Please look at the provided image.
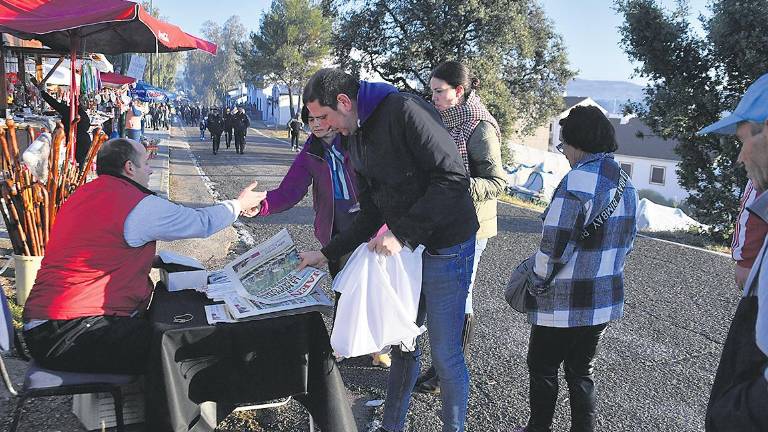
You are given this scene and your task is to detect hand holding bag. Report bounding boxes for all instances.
[505,256,534,313]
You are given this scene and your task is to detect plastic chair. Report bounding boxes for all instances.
[0,287,137,432]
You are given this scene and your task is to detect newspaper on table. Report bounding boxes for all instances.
[224,228,325,304]
[204,229,332,324]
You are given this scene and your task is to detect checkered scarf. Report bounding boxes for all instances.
[439,92,501,171]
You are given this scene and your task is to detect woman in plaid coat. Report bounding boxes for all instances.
[515,106,638,432]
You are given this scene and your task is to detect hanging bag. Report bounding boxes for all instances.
[505,169,629,313]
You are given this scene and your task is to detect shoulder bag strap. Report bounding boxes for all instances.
[580,169,630,240]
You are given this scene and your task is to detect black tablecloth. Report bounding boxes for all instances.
[145,282,356,432]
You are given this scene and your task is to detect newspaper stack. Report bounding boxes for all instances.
[203,229,333,324]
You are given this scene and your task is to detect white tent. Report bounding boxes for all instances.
[636,198,708,232]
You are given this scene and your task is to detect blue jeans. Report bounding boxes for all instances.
[465,237,488,314]
[382,235,476,432]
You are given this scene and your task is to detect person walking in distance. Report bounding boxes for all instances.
[287,114,304,152]
[206,107,225,155]
[224,108,234,149]
[233,107,250,154]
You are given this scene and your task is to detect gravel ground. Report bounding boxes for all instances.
[0,125,737,431]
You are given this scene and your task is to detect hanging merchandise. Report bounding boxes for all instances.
[79,62,99,96]
[330,244,426,359]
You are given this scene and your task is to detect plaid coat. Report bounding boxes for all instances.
[528,153,638,327]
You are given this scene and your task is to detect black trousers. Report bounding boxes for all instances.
[212,132,222,153]
[23,316,153,374]
[526,323,608,432]
[225,128,233,147]
[290,132,300,150]
[234,132,246,153]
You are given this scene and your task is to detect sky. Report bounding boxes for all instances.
[152,0,710,85]
[540,0,709,84]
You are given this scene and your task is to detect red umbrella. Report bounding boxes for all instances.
[0,0,217,55]
[0,0,217,159]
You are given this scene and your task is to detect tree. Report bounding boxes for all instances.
[331,0,574,163]
[615,0,768,240]
[236,0,334,118]
[184,16,246,106]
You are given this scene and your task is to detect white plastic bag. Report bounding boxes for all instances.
[330,244,425,358]
[22,132,52,181]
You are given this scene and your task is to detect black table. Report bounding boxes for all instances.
[144,282,356,432]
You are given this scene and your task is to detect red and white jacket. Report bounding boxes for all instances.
[732,180,768,269]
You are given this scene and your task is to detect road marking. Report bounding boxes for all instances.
[177,128,257,247]
[251,127,291,144]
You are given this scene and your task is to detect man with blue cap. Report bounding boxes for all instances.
[698,73,768,431]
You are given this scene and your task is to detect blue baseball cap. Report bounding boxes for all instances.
[698,73,768,135]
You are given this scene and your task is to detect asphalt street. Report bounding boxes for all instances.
[181,124,738,432]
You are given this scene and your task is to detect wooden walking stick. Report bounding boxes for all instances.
[36,184,50,246]
[0,130,12,172]
[2,182,30,256]
[6,118,20,169]
[47,128,65,217]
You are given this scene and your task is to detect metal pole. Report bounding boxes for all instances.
[149,0,154,86]
[0,36,7,113]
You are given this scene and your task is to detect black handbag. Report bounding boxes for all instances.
[504,169,629,313]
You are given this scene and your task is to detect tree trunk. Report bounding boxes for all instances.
[287,85,295,119]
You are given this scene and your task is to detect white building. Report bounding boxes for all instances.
[508,99,688,205]
[610,117,688,204]
[246,84,299,126]
[513,96,606,152]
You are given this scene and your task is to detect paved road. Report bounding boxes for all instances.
[179,125,737,432]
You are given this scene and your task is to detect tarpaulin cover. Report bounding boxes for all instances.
[100,71,135,86]
[131,80,168,102]
[0,0,217,55]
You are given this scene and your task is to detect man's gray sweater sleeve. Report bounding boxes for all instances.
[124,195,241,247]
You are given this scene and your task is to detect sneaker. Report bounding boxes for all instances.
[415,366,436,387]
[371,352,391,368]
[415,374,440,394]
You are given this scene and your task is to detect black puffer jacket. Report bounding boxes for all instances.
[321,82,478,260]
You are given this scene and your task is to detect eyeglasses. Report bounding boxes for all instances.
[556,142,564,153]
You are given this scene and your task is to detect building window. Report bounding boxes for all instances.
[620,162,633,178]
[650,165,666,185]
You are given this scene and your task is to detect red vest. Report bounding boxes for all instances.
[23,175,156,320]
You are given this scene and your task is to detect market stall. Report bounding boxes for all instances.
[0,0,217,299]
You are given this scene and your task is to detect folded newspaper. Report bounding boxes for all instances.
[202,229,333,324]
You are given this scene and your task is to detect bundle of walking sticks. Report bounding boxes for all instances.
[0,118,107,256]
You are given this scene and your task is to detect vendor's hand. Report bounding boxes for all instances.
[367,229,403,256]
[236,181,266,214]
[241,205,261,217]
[298,251,328,270]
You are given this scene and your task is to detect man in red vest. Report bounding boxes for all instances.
[21,138,265,374]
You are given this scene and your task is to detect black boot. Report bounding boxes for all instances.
[415,313,474,394]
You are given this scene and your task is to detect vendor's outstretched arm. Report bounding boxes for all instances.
[124,180,264,246]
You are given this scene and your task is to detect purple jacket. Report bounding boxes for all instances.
[259,134,358,246]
